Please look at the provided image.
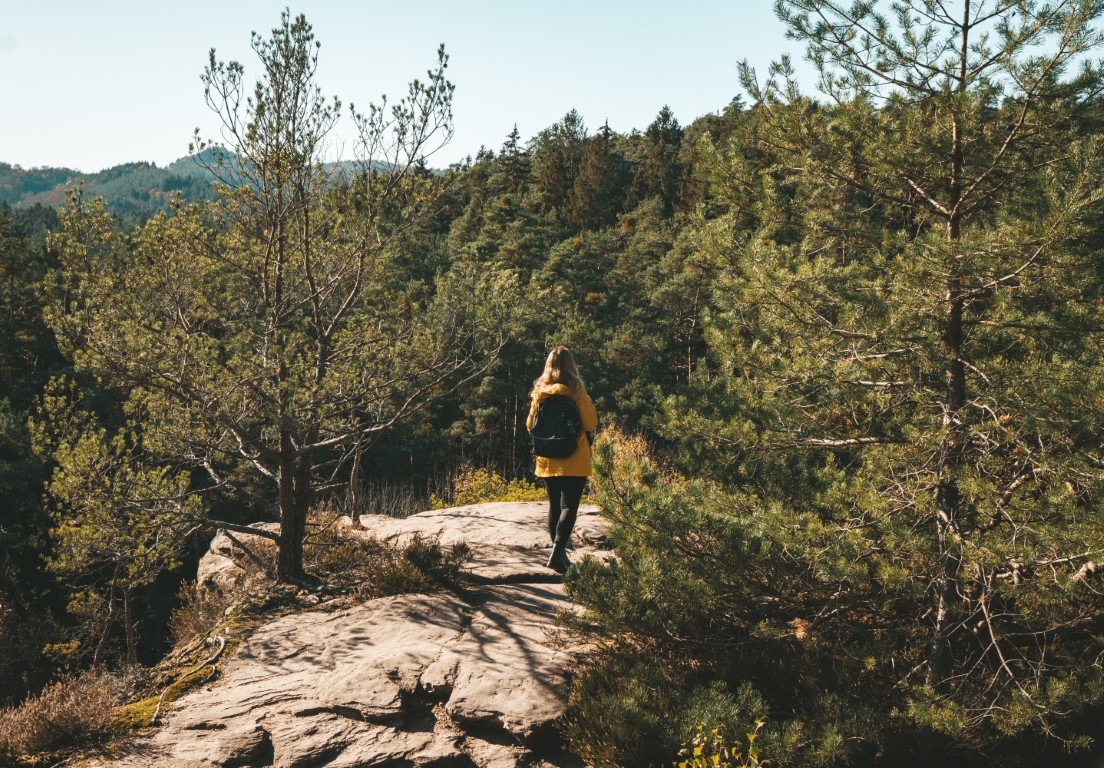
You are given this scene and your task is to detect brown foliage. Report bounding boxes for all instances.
[0,670,121,762]
[304,509,471,599]
[168,582,233,650]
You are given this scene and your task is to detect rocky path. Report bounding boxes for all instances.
[105,502,610,768]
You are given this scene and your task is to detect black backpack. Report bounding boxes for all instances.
[531,394,582,458]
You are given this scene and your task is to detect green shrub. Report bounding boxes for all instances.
[562,430,889,767]
[562,654,675,768]
[563,649,774,768]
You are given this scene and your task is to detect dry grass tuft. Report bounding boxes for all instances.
[346,476,448,518]
[305,508,471,598]
[168,581,233,649]
[0,669,123,762]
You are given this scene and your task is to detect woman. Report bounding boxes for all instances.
[526,346,598,572]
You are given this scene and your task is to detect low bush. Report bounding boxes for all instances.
[562,653,676,767]
[430,466,545,509]
[305,509,471,598]
[676,721,766,768]
[0,669,122,763]
[190,508,472,605]
[168,582,232,649]
[562,650,770,768]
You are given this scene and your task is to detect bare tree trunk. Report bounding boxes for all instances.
[349,443,362,525]
[929,268,967,682]
[927,41,969,678]
[513,391,520,473]
[123,587,139,666]
[93,584,117,666]
[924,4,975,685]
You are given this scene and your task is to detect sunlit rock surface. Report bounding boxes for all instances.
[105,502,609,767]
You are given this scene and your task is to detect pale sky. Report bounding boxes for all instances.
[0,1,812,172]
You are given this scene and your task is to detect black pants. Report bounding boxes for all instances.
[544,476,587,546]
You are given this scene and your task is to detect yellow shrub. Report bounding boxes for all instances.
[430,466,545,509]
[593,425,657,488]
[676,721,766,768]
[590,424,687,513]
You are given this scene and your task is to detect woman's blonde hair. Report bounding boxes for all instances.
[532,346,584,397]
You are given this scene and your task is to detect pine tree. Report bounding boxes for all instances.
[495,124,529,195]
[566,1,1104,763]
[739,0,1104,696]
[531,110,588,220]
[44,13,517,583]
[626,105,686,215]
[33,379,197,665]
[569,121,629,230]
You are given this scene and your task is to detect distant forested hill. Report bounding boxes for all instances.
[0,154,218,224]
[0,153,390,225]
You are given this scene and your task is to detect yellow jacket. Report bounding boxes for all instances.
[526,383,599,477]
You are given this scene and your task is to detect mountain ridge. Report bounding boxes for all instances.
[1,152,402,224]
[0,156,217,222]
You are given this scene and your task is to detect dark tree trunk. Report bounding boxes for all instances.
[276,454,307,582]
[927,120,968,684]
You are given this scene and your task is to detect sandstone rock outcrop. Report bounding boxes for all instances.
[197,522,279,594]
[107,502,609,767]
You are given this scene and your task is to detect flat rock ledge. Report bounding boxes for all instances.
[106,502,610,768]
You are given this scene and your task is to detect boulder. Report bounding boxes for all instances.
[196,523,280,594]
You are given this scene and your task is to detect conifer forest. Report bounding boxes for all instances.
[5,2,1104,766]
